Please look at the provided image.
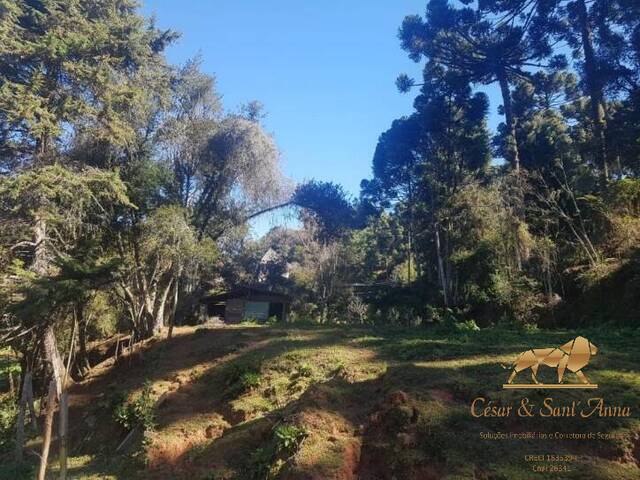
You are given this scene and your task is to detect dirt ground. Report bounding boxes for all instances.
[16,324,639,480]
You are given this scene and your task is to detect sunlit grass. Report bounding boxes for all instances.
[12,325,637,480]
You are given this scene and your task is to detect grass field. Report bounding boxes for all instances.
[2,324,639,479]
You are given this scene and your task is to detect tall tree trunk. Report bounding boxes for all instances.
[576,0,609,187]
[434,223,449,307]
[497,70,520,172]
[38,327,65,479]
[24,213,66,476]
[33,215,48,276]
[26,375,37,433]
[407,172,415,283]
[43,327,65,395]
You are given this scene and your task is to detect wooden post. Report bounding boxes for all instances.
[37,381,57,480]
[58,392,69,480]
[58,316,76,480]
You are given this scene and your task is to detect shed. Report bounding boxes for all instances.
[200,287,291,324]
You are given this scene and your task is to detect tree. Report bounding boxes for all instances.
[0,0,176,165]
[371,65,491,305]
[292,180,359,243]
[0,164,131,472]
[398,0,560,170]
[116,205,216,339]
[367,116,421,281]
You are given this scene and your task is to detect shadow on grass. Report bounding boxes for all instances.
[58,325,640,479]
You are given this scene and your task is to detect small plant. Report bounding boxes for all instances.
[0,394,18,454]
[347,295,368,324]
[224,363,262,398]
[248,423,307,479]
[333,359,346,373]
[273,424,307,455]
[520,322,540,333]
[294,362,313,378]
[455,319,480,332]
[239,371,261,391]
[113,382,156,432]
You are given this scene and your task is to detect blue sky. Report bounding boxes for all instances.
[143,1,503,235]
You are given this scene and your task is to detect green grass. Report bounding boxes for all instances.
[4,325,638,479]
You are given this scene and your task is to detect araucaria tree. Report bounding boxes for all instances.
[363,0,640,325]
[398,0,560,171]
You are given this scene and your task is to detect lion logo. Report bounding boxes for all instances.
[503,336,598,388]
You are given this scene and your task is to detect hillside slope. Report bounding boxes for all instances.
[10,325,639,480]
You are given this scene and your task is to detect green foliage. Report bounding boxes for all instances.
[248,423,307,479]
[0,164,133,223]
[113,382,155,433]
[293,180,359,241]
[608,178,640,216]
[85,291,121,339]
[293,363,313,378]
[0,351,21,392]
[223,363,262,398]
[0,394,18,454]
[273,424,307,454]
[0,0,177,154]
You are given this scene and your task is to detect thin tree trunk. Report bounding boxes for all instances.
[407,173,414,283]
[434,223,449,307]
[44,327,64,395]
[58,317,76,480]
[76,302,92,375]
[58,392,69,480]
[26,375,38,433]
[576,0,609,187]
[38,381,57,480]
[31,214,67,476]
[153,278,174,335]
[514,222,523,272]
[168,272,181,340]
[546,256,553,302]
[78,321,90,375]
[497,71,520,171]
[407,227,412,283]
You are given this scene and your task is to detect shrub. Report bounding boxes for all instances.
[293,363,313,378]
[249,423,307,479]
[113,382,155,432]
[224,363,262,398]
[0,394,18,454]
[273,424,307,454]
[239,371,261,390]
[346,295,368,324]
[455,319,481,332]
